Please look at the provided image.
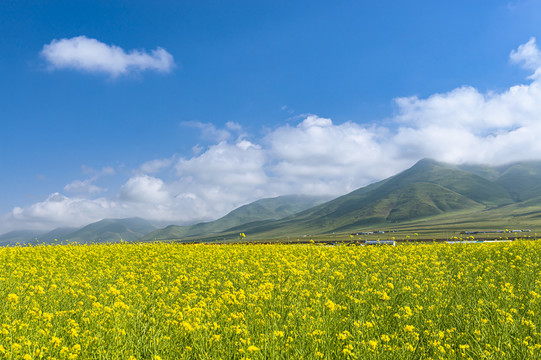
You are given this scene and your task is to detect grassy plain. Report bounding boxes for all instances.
[1,240,540,359]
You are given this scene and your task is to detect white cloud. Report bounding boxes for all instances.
[64,179,105,195]
[225,121,243,131]
[182,121,235,142]
[139,157,175,174]
[41,36,174,77]
[391,38,541,165]
[510,37,541,78]
[63,166,115,195]
[265,115,401,193]
[81,165,115,175]
[119,175,170,204]
[175,140,267,189]
[5,38,541,233]
[7,193,116,231]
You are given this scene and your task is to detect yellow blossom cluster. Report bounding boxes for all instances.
[0,240,540,359]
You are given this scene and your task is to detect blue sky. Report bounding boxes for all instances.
[2,1,541,232]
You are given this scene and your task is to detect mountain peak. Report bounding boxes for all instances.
[411,158,446,169]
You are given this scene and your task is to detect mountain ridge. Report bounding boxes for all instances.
[157,158,540,241]
[4,159,541,244]
[139,194,328,241]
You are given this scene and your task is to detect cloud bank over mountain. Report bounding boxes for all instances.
[4,38,541,232]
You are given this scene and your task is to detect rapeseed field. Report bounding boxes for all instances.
[1,240,540,359]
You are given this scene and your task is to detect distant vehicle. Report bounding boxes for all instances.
[366,240,395,246]
[460,230,506,234]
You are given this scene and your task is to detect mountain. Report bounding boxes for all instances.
[36,227,80,244]
[168,159,536,241]
[221,159,512,237]
[459,161,541,202]
[493,162,541,202]
[58,218,158,244]
[5,159,541,245]
[0,230,43,246]
[139,195,328,241]
[0,218,158,246]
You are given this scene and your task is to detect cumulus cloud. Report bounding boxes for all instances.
[170,140,270,219]
[5,38,541,233]
[392,38,541,164]
[6,176,186,231]
[265,115,400,194]
[176,140,266,187]
[63,166,115,195]
[181,121,237,142]
[7,193,116,231]
[41,36,174,77]
[119,175,170,204]
[510,37,541,79]
[139,157,175,174]
[64,179,105,195]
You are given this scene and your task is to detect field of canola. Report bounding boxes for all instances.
[1,240,541,359]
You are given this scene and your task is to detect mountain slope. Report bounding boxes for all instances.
[36,227,79,244]
[459,161,541,202]
[494,162,541,202]
[64,218,158,244]
[285,159,509,224]
[6,159,541,245]
[0,230,43,246]
[139,195,328,241]
[191,159,517,240]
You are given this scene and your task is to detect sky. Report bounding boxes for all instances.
[2,1,541,233]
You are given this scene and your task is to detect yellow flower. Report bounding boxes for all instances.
[363,321,374,328]
[404,325,415,332]
[325,299,337,311]
[7,293,18,303]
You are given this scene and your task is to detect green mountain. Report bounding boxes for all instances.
[36,227,80,244]
[459,161,541,202]
[62,218,158,244]
[165,159,541,242]
[218,159,512,237]
[493,162,541,202]
[5,159,541,245]
[0,218,157,246]
[0,230,43,246]
[139,195,328,241]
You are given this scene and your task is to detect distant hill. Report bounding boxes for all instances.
[0,218,158,245]
[216,159,513,238]
[5,159,541,245]
[459,161,541,202]
[173,159,541,241]
[0,230,43,246]
[63,217,158,244]
[139,195,328,241]
[36,227,80,244]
